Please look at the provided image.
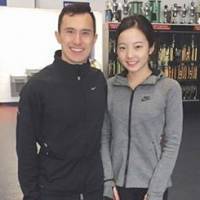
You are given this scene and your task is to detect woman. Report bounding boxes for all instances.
[101,15,183,200]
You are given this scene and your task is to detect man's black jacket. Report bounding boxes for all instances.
[16,51,107,200]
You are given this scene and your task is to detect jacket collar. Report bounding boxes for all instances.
[112,70,165,87]
[52,50,91,79]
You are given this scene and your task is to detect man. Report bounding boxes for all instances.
[16,3,107,200]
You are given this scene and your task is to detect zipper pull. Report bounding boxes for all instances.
[77,76,81,81]
[80,193,84,200]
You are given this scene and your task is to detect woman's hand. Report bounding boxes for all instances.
[113,186,120,200]
[144,194,148,200]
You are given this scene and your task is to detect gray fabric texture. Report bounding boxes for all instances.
[101,72,183,200]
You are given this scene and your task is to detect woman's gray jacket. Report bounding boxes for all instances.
[101,72,183,200]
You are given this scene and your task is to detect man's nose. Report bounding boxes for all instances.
[73,32,81,45]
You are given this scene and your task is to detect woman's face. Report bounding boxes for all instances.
[117,27,154,74]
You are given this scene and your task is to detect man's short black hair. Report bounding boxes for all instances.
[58,3,96,34]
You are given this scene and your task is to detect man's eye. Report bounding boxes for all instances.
[66,30,74,34]
[82,31,91,36]
[64,29,74,34]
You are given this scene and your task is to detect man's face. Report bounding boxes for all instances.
[55,13,97,65]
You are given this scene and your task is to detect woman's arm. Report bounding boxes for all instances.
[147,80,183,200]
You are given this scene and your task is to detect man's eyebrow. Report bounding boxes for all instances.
[63,27,92,32]
[81,28,93,32]
[63,27,74,30]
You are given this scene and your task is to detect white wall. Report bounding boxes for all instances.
[0,7,60,102]
[7,0,35,8]
[0,7,103,102]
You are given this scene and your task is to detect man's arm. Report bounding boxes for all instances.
[16,82,42,200]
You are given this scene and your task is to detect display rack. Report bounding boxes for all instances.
[103,22,200,102]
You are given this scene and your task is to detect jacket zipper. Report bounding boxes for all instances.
[123,90,134,187]
[77,67,81,80]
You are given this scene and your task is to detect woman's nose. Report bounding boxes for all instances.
[126,48,135,58]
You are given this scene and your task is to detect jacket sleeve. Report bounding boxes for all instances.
[101,110,115,199]
[147,81,183,200]
[16,82,42,200]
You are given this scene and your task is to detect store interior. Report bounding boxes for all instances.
[0,0,200,200]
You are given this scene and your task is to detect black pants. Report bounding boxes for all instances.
[104,187,168,200]
[40,188,103,200]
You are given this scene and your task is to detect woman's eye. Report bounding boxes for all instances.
[135,45,143,49]
[118,46,126,50]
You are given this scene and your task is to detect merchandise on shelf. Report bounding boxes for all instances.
[104,22,200,102]
[104,0,200,25]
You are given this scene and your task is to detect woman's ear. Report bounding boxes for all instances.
[149,43,155,55]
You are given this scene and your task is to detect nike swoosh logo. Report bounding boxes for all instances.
[141,96,151,102]
[90,87,96,91]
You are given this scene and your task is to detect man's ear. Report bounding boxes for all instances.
[55,31,61,44]
[94,33,98,44]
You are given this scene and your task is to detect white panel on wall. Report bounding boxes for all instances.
[7,0,35,8]
[0,7,60,102]
[35,0,63,9]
